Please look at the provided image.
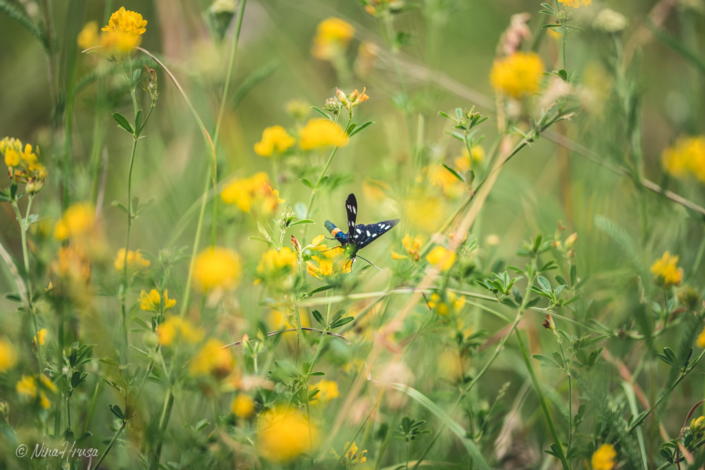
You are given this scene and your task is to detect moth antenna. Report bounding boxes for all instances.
[357,255,382,271]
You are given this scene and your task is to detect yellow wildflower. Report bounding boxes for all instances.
[662,136,705,182]
[100,7,147,53]
[258,405,318,462]
[392,234,422,261]
[139,289,176,312]
[193,247,241,291]
[591,443,616,470]
[257,247,298,278]
[189,339,234,377]
[1,137,48,190]
[698,326,705,349]
[309,379,340,403]
[54,202,95,241]
[490,52,545,98]
[5,148,19,167]
[342,441,367,464]
[114,248,151,272]
[299,119,348,150]
[428,164,465,199]
[362,179,389,202]
[426,246,457,271]
[232,394,256,418]
[454,145,486,172]
[157,315,204,346]
[268,309,310,331]
[77,21,99,49]
[34,329,48,346]
[311,18,354,61]
[428,291,465,316]
[254,126,296,157]
[221,172,284,215]
[559,0,591,7]
[650,251,683,288]
[16,375,54,409]
[692,416,705,435]
[51,245,91,281]
[0,337,17,372]
[307,243,347,279]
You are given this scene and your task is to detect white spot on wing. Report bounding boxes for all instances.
[356,229,361,234]
[353,206,356,214]
[372,233,377,237]
[366,230,370,236]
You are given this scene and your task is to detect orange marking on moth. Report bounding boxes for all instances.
[331,228,342,236]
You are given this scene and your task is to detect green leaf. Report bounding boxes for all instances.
[388,383,492,470]
[533,354,559,368]
[348,121,374,137]
[301,178,315,189]
[311,106,332,120]
[112,113,134,135]
[134,110,143,136]
[109,404,125,420]
[312,310,326,327]
[441,164,465,183]
[537,276,551,292]
[330,316,354,328]
[308,285,334,296]
[288,219,315,227]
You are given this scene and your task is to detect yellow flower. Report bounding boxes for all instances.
[0,338,17,372]
[268,309,310,331]
[306,244,347,279]
[258,405,318,462]
[4,149,19,167]
[698,326,705,349]
[114,248,151,272]
[662,136,705,182]
[490,52,545,98]
[428,291,465,316]
[51,245,91,282]
[77,21,99,49]
[392,234,423,261]
[591,444,616,470]
[257,247,298,278]
[100,7,147,53]
[232,394,256,418]
[426,246,457,272]
[311,17,354,60]
[309,379,340,403]
[193,247,241,291]
[220,172,284,215]
[299,119,348,150]
[454,145,486,172]
[54,202,95,241]
[189,338,234,377]
[34,329,48,346]
[16,375,54,409]
[139,289,176,312]
[559,0,591,7]
[101,30,141,53]
[254,126,296,157]
[1,137,48,189]
[342,441,367,464]
[362,179,389,202]
[650,251,683,288]
[158,315,204,346]
[428,164,465,199]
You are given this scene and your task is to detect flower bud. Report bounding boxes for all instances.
[336,88,348,105]
[542,314,555,331]
[565,233,578,248]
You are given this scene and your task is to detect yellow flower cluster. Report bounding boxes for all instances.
[101,7,147,54]
[490,52,545,98]
[591,443,616,470]
[299,119,348,150]
[311,17,354,61]
[426,246,457,272]
[231,394,256,418]
[342,441,367,464]
[559,0,591,7]
[392,234,422,261]
[258,405,318,462]
[52,245,91,282]
[254,126,296,157]
[662,136,705,182]
[221,172,284,215]
[650,251,683,288]
[307,243,348,279]
[698,326,705,349]
[454,145,486,172]
[428,164,465,199]
[0,337,17,373]
[428,291,465,316]
[54,202,96,241]
[309,379,340,403]
[189,338,234,377]
[193,247,241,291]
[114,248,151,272]
[139,289,176,313]
[257,247,298,280]
[158,315,204,346]
[34,329,48,346]
[16,374,56,409]
[1,137,48,193]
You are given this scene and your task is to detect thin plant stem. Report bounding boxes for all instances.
[92,421,126,470]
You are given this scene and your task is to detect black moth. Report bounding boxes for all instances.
[324,193,400,270]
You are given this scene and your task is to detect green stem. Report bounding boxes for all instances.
[515,329,570,470]
[92,421,125,470]
[120,137,139,357]
[83,380,103,435]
